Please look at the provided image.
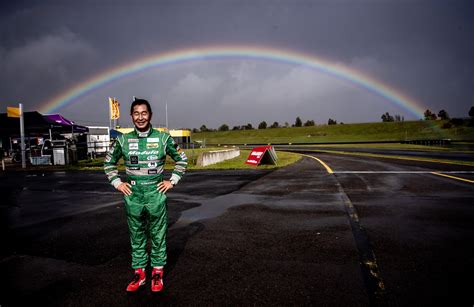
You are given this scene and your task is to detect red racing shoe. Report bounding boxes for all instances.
[151,267,164,292]
[126,268,146,292]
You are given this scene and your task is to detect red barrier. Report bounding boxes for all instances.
[245,146,278,166]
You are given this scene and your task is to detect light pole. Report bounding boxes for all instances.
[19,103,26,169]
[165,101,168,129]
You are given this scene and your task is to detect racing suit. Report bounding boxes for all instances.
[104,126,187,269]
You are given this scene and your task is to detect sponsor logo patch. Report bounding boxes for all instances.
[129,143,139,150]
[128,138,139,142]
[131,180,136,185]
[147,155,158,161]
[148,162,157,168]
[128,167,140,170]
[130,156,139,164]
[147,143,159,149]
[129,150,159,155]
[147,138,160,142]
[148,169,158,174]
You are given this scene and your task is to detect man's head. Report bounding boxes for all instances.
[130,99,153,132]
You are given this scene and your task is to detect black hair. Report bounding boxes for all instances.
[130,98,153,116]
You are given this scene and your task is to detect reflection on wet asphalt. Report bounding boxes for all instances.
[173,193,264,227]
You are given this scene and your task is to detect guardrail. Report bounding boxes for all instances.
[196,148,240,167]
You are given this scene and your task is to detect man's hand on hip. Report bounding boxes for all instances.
[157,180,173,194]
[117,182,132,196]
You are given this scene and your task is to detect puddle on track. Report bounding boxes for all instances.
[172,193,263,228]
[171,191,343,229]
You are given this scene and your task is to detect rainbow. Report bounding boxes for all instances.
[39,45,427,118]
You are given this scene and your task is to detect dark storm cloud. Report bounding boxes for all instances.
[0,0,473,127]
[0,28,98,104]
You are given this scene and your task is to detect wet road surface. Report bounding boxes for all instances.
[0,153,473,306]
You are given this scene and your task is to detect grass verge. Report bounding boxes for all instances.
[65,148,302,171]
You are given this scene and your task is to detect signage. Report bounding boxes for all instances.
[245,146,278,166]
[7,106,21,118]
[109,97,120,119]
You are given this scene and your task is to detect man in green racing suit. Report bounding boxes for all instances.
[104,98,187,292]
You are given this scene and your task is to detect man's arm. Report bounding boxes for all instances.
[157,134,188,193]
[104,136,132,195]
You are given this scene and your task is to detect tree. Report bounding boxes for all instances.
[243,123,253,130]
[424,109,437,120]
[394,114,404,122]
[328,118,337,125]
[284,122,289,128]
[294,117,302,127]
[199,124,208,132]
[303,120,315,126]
[218,124,229,131]
[468,106,474,118]
[381,112,394,122]
[232,126,240,131]
[270,121,280,128]
[258,121,267,129]
[192,128,199,133]
[438,109,449,120]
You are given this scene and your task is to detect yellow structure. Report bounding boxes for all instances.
[168,129,191,137]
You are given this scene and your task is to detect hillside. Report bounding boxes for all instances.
[192,120,474,145]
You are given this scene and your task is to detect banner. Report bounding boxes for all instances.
[109,97,120,119]
[245,146,278,166]
[7,106,21,118]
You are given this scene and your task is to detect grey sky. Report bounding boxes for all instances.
[1,0,473,129]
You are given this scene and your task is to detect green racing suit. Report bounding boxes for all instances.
[104,126,187,269]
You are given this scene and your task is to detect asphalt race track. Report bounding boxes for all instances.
[0,152,473,306]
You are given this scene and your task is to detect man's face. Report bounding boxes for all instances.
[131,104,151,131]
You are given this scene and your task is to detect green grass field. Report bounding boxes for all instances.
[193,120,474,145]
[70,148,301,171]
[183,149,301,170]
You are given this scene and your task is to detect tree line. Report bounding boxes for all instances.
[193,116,345,133]
[381,107,474,122]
